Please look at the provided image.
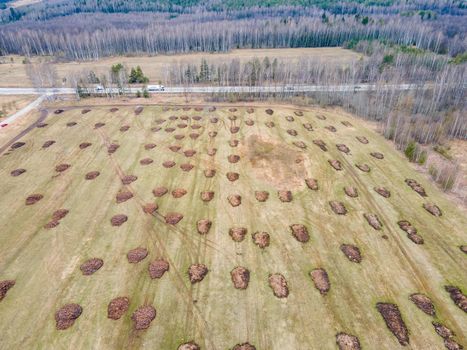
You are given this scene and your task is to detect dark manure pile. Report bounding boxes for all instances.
[293,141,307,149]
[313,139,328,151]
[229,139,239,147]
[188,264,208,284]
[204,169,216,178]
[184,149,196,157]
[111,214,128,226]
[165,212,184,225]
[81,109,91,114]
[303,123,313,131]
[305,178,318,190]
[107,143,119,154]
[180,163,194,172]
[370,152,384,159]
[228,195,242,207]
[325,125,337,132]
[85,171,100,180]
[290,224,310,243]
[140,158,153,165]
[11,141,25,149]
[364,213,382,230]
[55,163,71,172]
[329,201,347,215]
[374,187,391,198]
[79,142,92,149]
[229,227,247,242]
[25,194,43,205]
[278,190,293,202]
[405,179,427,197]
[344,186,358,198]
[310,268,330,295]
[356,136,369,144]
[200,191,214,202]
[54,109,64,114]
[265,121,275,128]
[265,108,274,115]
[55,304,82,330]
[122,175,137,184]
[423,203,442,217]
[145,143,157,150]
[376,303,409,346]
[252,232,270,248]
[66,122,77,127]
[341,121,353,127]
[134,106,144,115]
[42,140,55,148]
[336,332,361,350]
[444,286,467,313]
[355,164,370,172]
[329,160,343,171]
[80,258,103,275]
[120,125,130,132]
[397,220,423,244]
[169,145,181,152]
[172,188,187,198]
[245,119,254,126]
[116,190,133,203]
[148,259,169,279]
[11,168,26,177]
[228,154,240,163]
[127,247,148,263]
[162,160,176,168]
[409,293,435,316]
[231,266,250,290]
[0,280,15,301]
[336,144,350,154]
[287,129,298,136]
[268,273,288,298]
[286,116,294,122]
[294,111,304,116]
[94,122,105,129]
[255,191,269,202]
[132,305,156,330]
[227,172,240,182]
[197,219,212,234]
[108,297,129,320]
[207,148,217,156]
[340,244,362,263]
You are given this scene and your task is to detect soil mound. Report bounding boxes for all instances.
[374,187,391,198]
[336,333,361,350]
[116,191,133,203]
[188,264,208,283]
[286,116,294,122]
[210,117,219,123]
[191,124,201,130]
[265,121,275,128]
[165,127,175,133]
[197,219,212,234]
[228,155,240,163]
[329,160,342,171]
[178,342,200,350]
[305,178,318,190]
[148,259,169,279]
[111,214,128,226]
[143,203,158,214]
[145,143,157,150]
[227,172,240,182]
[265,109,274,115]
[94,122,105,129]
[120,125,130,132]
[200,191,214,202]
[163,160,176,168]
[444,286,467,312]
[228,195,242,207]
[330,201,347,215]
[253,232,270,248]
[204,169,216,178]
[207,148,217,156]
[294,111,304,116]
[79,142,92,149]
[356,164,370,172]
[66,122,77,127]
[231,266,250,290]
[303,123,313,131]
[169,145,181,152]
[229,140,239,147]
[336,144,350,154]
[255,191,269,202]
[80,258,103,275]
[208,131,217,138]
[135,106,144,115]
[432,322,454,339]
[409,293,435,316]
[325,125,337,132]
[11,141,25,149]
[184,149,197,157]
[108,297,130,320]
[127,247,148,263]
[313,139,327,151]
[52,209,69,221]
[340,244,362,263]
[287,129,298,136]
[107,143,119,154]
[344,186,358,198]
[0,280,15,301]
[364,213,382,230]
[229,227,247,242]
[132,305,156,330]
[356,136,369,144]
[177,123,187,129]
[122,175,137,184]
[172,188,187,198]
[230,126,240,134]
[11,168,26,177]
[405,179,427,197]
[180,163,194,171]
[85,171,100,180]
[233,343,256,350]
[310,268,330,295]
[81,109,91,114]
[55,164,71,172]
[165,212,183,224]
[376,303,409,346]
[26,194,43,205]
[110,108,118,112]
[268,273,288,298]
[371,152,384,159]
[42,140,55,148]
[290,224,310,243]
[423,203,442,217]
[245,119,254,126]
[55,304,82,330]
[278,190,292,202]
[189,133,199,140]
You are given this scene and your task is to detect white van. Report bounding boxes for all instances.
[147,84,165,92]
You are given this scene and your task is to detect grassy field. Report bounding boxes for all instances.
[0,95,36,119]
[0,48,362,87]
[0,103,465,349]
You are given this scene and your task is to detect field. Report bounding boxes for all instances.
[0,48,362,87]
[0,102,465,349]
[0,95,36,119]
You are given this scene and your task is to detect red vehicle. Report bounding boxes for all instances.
[1,123,8,128]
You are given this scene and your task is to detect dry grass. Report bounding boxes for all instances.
[0,95,36,119]
[0,102,465,349]
[0,48,362,87]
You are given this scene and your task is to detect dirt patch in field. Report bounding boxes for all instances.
[294,141,307,150]
[80,258,103,275]
[287,129,298,136]
[409,293,435,316]
[295,111,304,117]
[364,213,382,230]
[265,109,274,115]
[132,305,156,330]
[0,280,15,301]
[344,186,358,197]
[66,122,77,127]
[208,131,217,138]
[443,338,462,350]
[268,273,288,298]
[303,123,313,131]
[310,268,330,295]
[374,187,391,198]
[116,191,133,203]
[165,212,183,224]
[79,142,92,149]
[42,140,55,148]
[108,143,119,154]
[110,108,119,112]
[330,201,347,215]
[305,178,318,190]
[210,117,218,123]
[228,116,237,121]
[180,163,194,172]
[111,214,128,226]
[356,164,370,172]
[432,322,454,339]
[172,188,187,198]
[265,121,275,128]
[423,203,442,217]
[26,194,43,205]
[54,109,64,114]
[189,133,200,140]
[278,190,292,202]
[356,136,369,144]
[145,143,157,150]
[191,124,202,130]
[228,155,240,163]
[169,145,181,152]
[230,126,240,134]
[337,144,350,154]
[188,264,208,284]
[246,108,254,114]
[94,122,105,129]
[197,219,212,234]
[231,266,250,289]
[52,209,69,221]
[290,224,310,243]
[329,160,342,171]
[204,169,216,178]
[336,333,361,350]
[405,179,427,197]
[55,304,82,330]
[376,303,409,346]
[313,139,327,151]
[371,152,384,159]
[200,191,214,202]
[127,247,148,263]
[228,195,242,207]
[108,297,129,320]
[255,191,269,202]
[207,148,217,156]
[230,227,247,242]
[245,119,254,126]
[242,135,307,190]
[177,123,187,129]
[444,286,467,312]
[163,161,176,168]
[232,343,256,350]
[10,141,26,150]
[143,203,158,214]
[135,106,144,115]
[148,259,169,279]
[55,163,71,172]
[140,158,153,165]
[340,244,362,263]
[229,140,239,147]
[165,127,175,133]
[122,175,137,184]
[325,125,337,132]
[85,171,100,180]
[44,221,60,229]
[183,149,196,157]
[120,125,130,132]
[11,168,26,177]
[227,172,240,182]
[253,231,270,248]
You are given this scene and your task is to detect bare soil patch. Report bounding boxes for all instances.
[11,168,26,177]
[145,143,157,150]
[329,201,347,215]
[116,191,133,203]
[303,123,313,131]
[252,231,270,248]
[355,164,370,172]
[255,191,269,202]
[313,139,327,151]
[409,293,435,316]
[79,142,92,149]
[197,219,212,234]
[120,125,130,132]
[364,213,382,230]
[127,247,148,263]
[11,141,25,149]
[325,126,337,132]
[55,163,71,172]
[231,266,250,290]
[340,244,362,263]
[134,106,144,115]
[268,273,288,298]
[290,224,310,243]
[227,172,240,182]
[172,188,187,198]
[336,332,361,350]
[162,161,176,168]
[143,203,158,214]
[229,227,247,242]
[376,303,409,346]
[111,214,128,226]
[265,109,274,115]
[204,169,216,178]
[165,212,184,225]
[165,127,175,133]
[80,258,103,275]
[189,133,200,140]
[42,140,55,148]
[122,175,137,185]
[228,195,242,207]
[405,179,427,197]
[337,144,350,154]
[344,186,358,198]
[207,148,217,156]
[370,152,384,159]
[423,203,442,217]
[177,123,187,129]
[66,122,77,127]
[94,122,105,129]
[278,190,293,202]
[55,304,82,330]
[108,297,130,320]
[444,286,467,313]
[229,140,239,147]
[374,187,391,198]
[107,143,119,154]
[287,129,298,136]
[310,268,330,295]
[81,109,91,114]
[188,264,208,284]
[169,145,181,152]
[245,119,254,126]
[286,116,294,122]
[148,259,169,279]
[184,149,196,157]
[132,305,156,330]
[180,163,194,172]
[228,155,240,163]
[52,209,69,221]
[85,171,100,180]
[25,194,43,205]
[200,191,214,202]
[293,141,307,149]
[305,178,318,190]
[0,280,15,301]
[329,160,343,171]
[356,136,369,144]
[230,126,240,134]
[110,108,119,112]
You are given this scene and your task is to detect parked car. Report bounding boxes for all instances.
[147,84,165,92]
